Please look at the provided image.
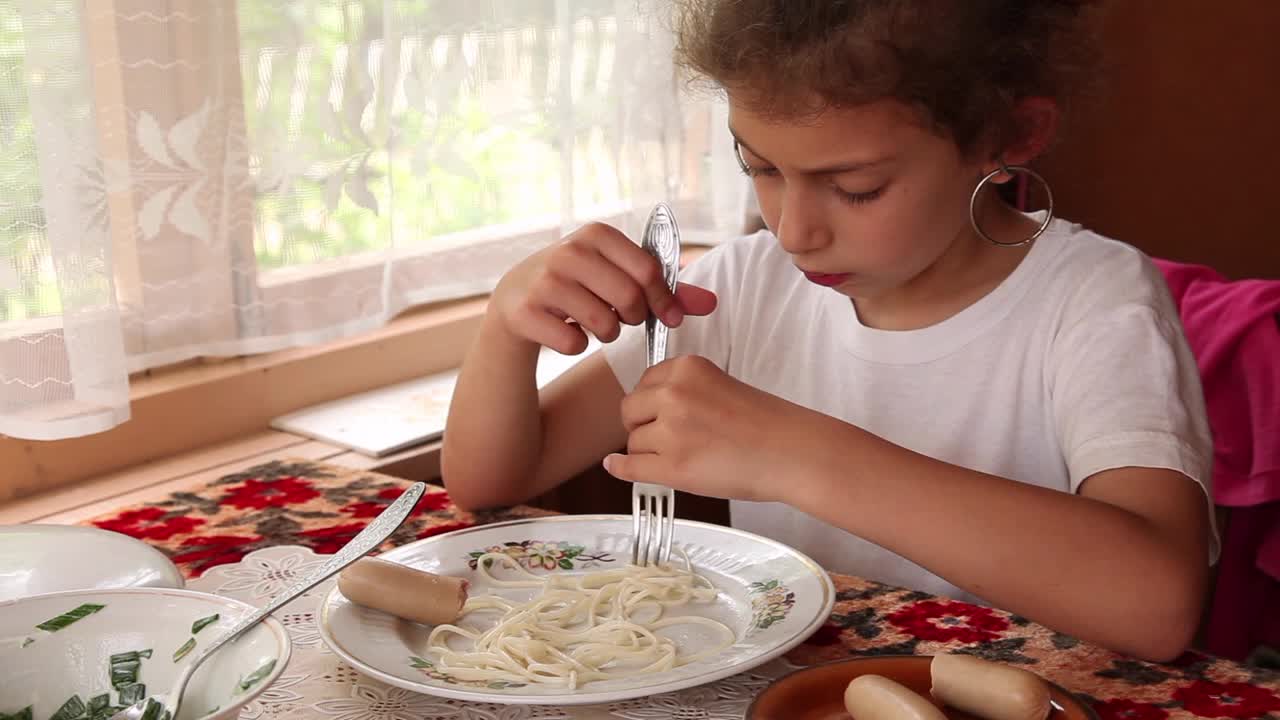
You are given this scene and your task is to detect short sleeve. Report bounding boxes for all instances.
[1053,305,1211,488]
[1049,256,1217,557]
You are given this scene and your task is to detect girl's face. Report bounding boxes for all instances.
[730,98,1000,301]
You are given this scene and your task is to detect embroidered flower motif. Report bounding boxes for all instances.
[380,485,452,510]
[1172,680,1280,719]
[313,682,462,720]
[885,599,1010,643]
[213,550,327,599]
[93,506,205,541]
[299,522,369,555]
[339,501,392,519]
[607,668,777,718]
[239,672,308,719]
[280,611,323,648]
[221,476,321,509]
[1092,698,1170,720]
[169,534,262,576]
[607,684,743,719]
[341,488,452,519]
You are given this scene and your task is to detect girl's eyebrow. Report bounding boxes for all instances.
[731,128,893,175]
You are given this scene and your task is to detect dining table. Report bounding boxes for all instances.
[72,458,1280,720]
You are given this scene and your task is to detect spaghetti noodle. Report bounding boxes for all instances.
[424,551,736,689]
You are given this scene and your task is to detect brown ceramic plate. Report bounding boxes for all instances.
[747,655,1098,720]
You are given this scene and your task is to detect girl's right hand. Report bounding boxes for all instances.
[491,222,718,355]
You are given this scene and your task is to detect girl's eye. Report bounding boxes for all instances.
[835,185,885,205]
[740,164,779,179]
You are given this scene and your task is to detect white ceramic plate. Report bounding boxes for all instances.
[0,525,185,602]
[0,588,290,720]
[319,515,835,705]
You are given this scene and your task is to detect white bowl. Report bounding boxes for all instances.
[0,525,185,602]
[0,588,291,720]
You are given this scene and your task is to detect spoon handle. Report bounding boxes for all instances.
[192,482,426,665]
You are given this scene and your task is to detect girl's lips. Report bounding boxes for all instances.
[803,271,852,287]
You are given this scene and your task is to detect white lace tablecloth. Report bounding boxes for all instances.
[190,545,801,720]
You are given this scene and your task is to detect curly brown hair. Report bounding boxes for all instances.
[673,0,1101,157]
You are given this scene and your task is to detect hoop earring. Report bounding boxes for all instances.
[969,160,1055,247]
[732,138,750,175]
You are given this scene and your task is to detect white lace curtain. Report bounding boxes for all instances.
[0,0,743,441]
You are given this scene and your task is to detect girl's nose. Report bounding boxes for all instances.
[775,187,833,255]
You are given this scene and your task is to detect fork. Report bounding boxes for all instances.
[632,202,680,567]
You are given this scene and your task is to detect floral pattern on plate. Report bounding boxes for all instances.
[467,540,616,571]
[409,655,529,690]
[748,580,796,633]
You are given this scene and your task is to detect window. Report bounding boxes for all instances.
[0,1,742,441]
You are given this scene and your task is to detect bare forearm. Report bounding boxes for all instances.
[784,419,1206,661]
[442,314,544,509]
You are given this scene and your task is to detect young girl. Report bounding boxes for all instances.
[443,0,1215,662]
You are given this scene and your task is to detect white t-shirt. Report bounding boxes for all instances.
[602,217,1215,604]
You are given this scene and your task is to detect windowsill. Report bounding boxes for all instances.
[0,430,446,525]
[0,244,712,518]
[0,294,490,509]
[128,294,488,399]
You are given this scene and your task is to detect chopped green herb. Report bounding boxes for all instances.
[172,637,196,662]
[49,695,86,720]
[138,698,164,720]
[159,711,172,720]
[236,658,277,693]
[191,614,220,635]
[20,636,33,648]
[36,603,106,632]
[0,707,33,720]
[88,694,110,713]
[206,707,219,715]
[111,658,142,689]
[109,649,153,664]
[119,683,146,706]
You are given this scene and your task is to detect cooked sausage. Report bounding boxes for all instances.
[843,674,948,720]
[930,653,1051,720]
[337,556,468,626]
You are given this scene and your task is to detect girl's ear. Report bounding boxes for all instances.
[1006,97,1060,165]
[983,97,1061,180]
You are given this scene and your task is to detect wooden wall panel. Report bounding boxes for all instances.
[1038,1,1280,279]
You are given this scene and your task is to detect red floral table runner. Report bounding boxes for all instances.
[80,460,1280,720]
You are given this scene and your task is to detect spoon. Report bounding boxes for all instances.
[109,482,427,720]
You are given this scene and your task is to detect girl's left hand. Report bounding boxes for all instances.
[603,355,831,502]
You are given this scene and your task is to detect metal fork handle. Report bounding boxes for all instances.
[634,202,681,568]
[642,203,681,369]
[645,316,668,369]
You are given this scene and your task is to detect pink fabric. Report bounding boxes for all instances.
[1154,259,1280,507]
[1153,258,1280,661]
